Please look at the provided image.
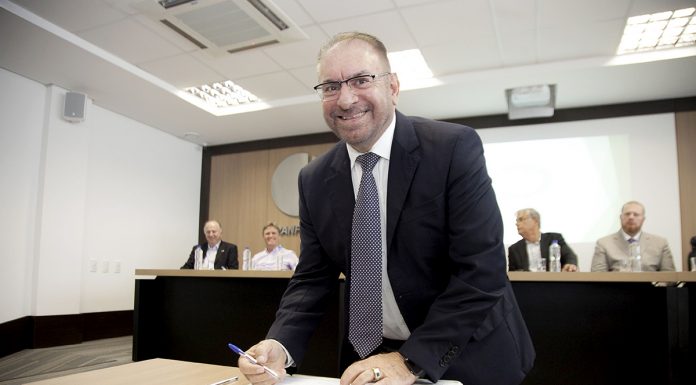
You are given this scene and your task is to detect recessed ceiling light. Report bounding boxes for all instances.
[618,7,696,54]
[185,80,260,109]
[387,49,440,90]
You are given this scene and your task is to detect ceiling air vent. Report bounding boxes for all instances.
[135,0,307,55]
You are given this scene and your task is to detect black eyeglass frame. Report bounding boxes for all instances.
[312,72,392,100]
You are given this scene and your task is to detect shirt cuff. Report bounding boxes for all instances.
[269,339,295,368]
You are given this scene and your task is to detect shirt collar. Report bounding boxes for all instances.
[523,231,541,244]
[208,241,221,250]
[346,112,395,168]
[621,230,641,242]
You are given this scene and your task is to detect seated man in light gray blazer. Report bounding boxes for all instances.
[591,201,675,271]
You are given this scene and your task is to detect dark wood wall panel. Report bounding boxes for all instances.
[676,110,696,269]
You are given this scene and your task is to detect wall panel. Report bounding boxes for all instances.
[209,143,335,265]
[676,111,696,269]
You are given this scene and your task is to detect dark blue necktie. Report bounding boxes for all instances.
[348,152,383,358]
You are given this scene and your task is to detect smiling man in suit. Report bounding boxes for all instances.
[591,201,675,272]
[508,208,578,272]
[237,32,534,385]
[181,220,238,270]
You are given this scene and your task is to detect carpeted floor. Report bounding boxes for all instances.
[0,336,132,384]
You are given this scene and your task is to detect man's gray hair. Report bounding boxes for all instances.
[517,208,540,226]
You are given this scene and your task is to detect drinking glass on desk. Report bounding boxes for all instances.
[537,258,547,272]
[619,257,631,272]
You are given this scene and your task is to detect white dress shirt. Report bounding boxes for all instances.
[251,245,298,271]
[346,114,410,341]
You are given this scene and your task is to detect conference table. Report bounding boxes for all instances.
[133,270,696,385]
[27,358,462,384]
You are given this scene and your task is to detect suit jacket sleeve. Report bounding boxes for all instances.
[508,240,528,271]
[659,243,676,271]
[543,233,578,267]
[218,241,239,270]
[181,245,197,269]
[558,235,578,266]
[265,155,344,366]
[591,239,610,271]
[394,122,513,380]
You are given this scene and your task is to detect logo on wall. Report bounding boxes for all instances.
[272,153,311,217]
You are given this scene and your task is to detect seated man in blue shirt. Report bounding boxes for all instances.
[251,222,298,271]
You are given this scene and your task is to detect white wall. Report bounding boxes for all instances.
[0,68,202,322]
[0,68,45,323]
[478,114,682,272]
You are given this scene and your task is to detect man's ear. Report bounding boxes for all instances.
[390,73,400,105]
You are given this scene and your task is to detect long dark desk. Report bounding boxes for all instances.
[509,272,693,385]
[134,270,695,385]
[133,270,342,377]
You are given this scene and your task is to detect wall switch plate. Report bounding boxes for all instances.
[89,259,97,273]
[101,260,109,273]
[114,260,121,274]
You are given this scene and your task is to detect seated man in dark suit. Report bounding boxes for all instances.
[181,220,238,270]
[508,208,578,272]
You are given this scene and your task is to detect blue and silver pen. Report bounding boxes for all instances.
[208,376,238,385]
[228,343,280,379]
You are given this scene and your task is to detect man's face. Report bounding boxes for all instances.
[515,213,539,239]
[317,39,399,153]
[204,222,222,246]
[263,226,279,249]
[620,203,645,235]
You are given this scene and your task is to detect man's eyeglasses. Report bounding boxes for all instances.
[313,73,391,101]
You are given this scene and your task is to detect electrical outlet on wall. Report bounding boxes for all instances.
[89,259,97,273]
[114,260,121,274]
[101,260,109,273]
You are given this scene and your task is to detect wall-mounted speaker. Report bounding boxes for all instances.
[63,92,86,122]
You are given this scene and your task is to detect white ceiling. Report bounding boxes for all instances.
[2,0,696,146]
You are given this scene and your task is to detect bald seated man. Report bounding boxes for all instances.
[591,201,675,272]
[181,220,238,270]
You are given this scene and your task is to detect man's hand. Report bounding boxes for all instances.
[562,263,578,272]
[237,340,287,385]
[339,352,417,385]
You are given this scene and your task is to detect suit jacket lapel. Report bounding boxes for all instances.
[325,145,354,266]
[515,241,530,270]
[540,233,550,260]
[216,243,226,266]
[386,111,421,249]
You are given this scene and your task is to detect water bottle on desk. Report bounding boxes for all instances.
[549,240,561,272]
[194,246,203,270]
[629,242,642,272]
[276,253,282,271]
[242,247,251,271]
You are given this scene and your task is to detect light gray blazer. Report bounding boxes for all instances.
[591,231,675,271]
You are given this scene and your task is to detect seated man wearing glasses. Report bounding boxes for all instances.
[508,208,578,272]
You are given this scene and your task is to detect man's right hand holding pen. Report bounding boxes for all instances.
[236,340,287,384]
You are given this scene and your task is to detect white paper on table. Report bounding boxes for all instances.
[281,374,461,385]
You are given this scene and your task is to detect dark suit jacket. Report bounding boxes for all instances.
[180,240,238,270]
[508,232,578,271]
[267,111,535,384]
